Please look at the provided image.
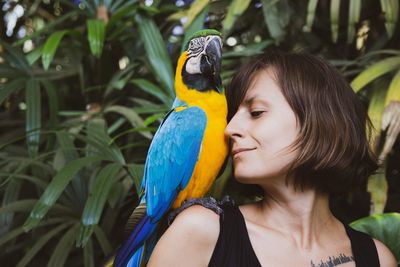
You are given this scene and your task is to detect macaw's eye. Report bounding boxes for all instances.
[188,37,205,55]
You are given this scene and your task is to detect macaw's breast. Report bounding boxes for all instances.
[172,92,228,209]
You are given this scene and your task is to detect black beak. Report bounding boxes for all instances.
[200,36,222,93]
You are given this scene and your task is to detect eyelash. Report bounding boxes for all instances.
[250,111,264,118]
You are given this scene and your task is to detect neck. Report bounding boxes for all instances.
[257,182,337,250]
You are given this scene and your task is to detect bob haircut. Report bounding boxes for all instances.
[226,51,379,196]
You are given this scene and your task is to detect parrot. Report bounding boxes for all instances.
[112,29,228,267]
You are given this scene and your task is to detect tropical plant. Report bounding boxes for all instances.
[0,0,399,266]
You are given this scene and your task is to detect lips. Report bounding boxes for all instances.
[231,147,255,157]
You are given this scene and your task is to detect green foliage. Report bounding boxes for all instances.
[351,213,400,264]
[1,0,399,265]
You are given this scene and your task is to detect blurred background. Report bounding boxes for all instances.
[0,0,399,266]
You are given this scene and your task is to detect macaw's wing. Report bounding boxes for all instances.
[143,106,207,221]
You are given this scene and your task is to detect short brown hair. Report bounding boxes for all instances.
[226,51,379,196]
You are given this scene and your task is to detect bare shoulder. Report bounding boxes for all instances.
[373,238,398,267]
[170,204,221,242]
[174,204,221,224]
[147,205,220,267]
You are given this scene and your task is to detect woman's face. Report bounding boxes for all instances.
[225,70,300,185]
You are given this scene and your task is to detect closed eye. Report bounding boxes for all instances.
[250,111,265,118]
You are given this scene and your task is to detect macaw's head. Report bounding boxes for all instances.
[181,29,223,93]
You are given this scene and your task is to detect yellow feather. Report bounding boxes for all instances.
[172,52,228,209]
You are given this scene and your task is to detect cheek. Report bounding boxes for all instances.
[233,149,298,184]
[233,128,299,182]
[231,149,273,182]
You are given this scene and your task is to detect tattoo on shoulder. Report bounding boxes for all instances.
[310,253,355,267]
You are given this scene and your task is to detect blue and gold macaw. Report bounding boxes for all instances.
[112,29,228,267]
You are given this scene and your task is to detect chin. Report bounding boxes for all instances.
[233,166,284,186]
[233,170,258,184]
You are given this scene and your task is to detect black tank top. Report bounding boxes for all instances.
[208,201,380,267]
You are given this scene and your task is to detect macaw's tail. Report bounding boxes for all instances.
[126,245,145,267]
[124,224,163,267]
[113,202,158,267]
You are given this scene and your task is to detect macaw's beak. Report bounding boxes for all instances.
[200,36,223,93]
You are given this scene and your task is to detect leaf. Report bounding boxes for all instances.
[0,200,76,220]
[367,79,388,148]
[351,56,400,92]
[42,30,69,70]
[16,223,72,267]
[0,226,25,247]
[367,171,388,214]
[380,0,399,39]
[184,0,209,29]
[168,0,208,29]
[104,105,153,139]
[22,156,105,232]
[107,181,123,209]
[181,4,209,53]
[303,0,319,32]
[130,78,172,105]
[87,19,106,58]
[0,179,22,234]
[223,40,273,58]
[56,130,85,206]
[330,0,340,43]
[26,45,43,66]
[0,64,25,78]
[260,0,291,43]
[222,0,251,35]
[0,173,47,189]
[126,163,144,195]
[347,0,361,44]
[56,131,79,163]
[77,163,121,247]
[41,80,60,128]
[384,69,400,106]
[47,224,79,267]
[350,213,400,263]
[107,2,137,31]
[0,218,66,246]
[83,238,95,267]
[0,41,31,74]
[26,79,41,158]
[14,11,79,46]
[133,105,169,115]
[0,78,25,106]
[379,101,400,162]
[105,64,135,97]
[93,225,113,255]
[0,199,36,214]
[143,112,165,126]
[83,117,126,164]
[110,0,134,12]
[107,117,126,135]
[135,14,174,98]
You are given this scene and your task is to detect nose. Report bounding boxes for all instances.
[224,113,244,140]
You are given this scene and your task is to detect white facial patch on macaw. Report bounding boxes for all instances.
[185,56,201,74]
[185,35,222,75]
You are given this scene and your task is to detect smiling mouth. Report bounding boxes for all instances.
[232,148,255,158]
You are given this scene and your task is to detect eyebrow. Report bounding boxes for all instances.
[243,95,269,106]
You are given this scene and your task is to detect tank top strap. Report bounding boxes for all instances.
[343,223,380,267]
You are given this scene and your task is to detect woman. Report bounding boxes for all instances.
[147,51,397,266]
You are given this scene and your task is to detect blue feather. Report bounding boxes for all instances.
[126,246,144,267]
[113,100,207,267]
